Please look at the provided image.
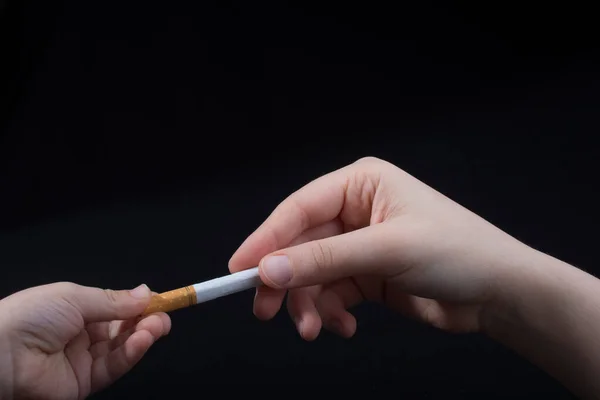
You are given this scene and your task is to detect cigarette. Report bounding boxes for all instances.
[141,267,262,315]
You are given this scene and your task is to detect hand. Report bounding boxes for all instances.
[0,282,170,400]
[229,156,534,340]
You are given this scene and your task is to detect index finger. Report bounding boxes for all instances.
[228,166,350,273]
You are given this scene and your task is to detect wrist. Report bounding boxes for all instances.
[479,248,566,337]
[479,249,600,398]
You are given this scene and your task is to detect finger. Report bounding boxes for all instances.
[65,329,91,354]
[64,330,92,396]
[228,166,354,274]
[282,220,344,339]
[89,327,133,359]
[286,287,321,341]
[315,279,363,338]
[384,291,445,326]
[61,283,153,323]
[89,314,170,359]
[288,219,345,247]
[86,319,136,343]
[153,312,172,336]
[259,223,398,289]
[253,286,285,320]
[136,313,171,339]
[253,219,345,321]
[91,329,155,392]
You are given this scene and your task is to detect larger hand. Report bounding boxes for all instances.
[229,157,533,339]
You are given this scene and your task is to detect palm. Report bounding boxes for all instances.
[20,349,85,400]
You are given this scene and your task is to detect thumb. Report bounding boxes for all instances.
[61,283,152,323]
[258,224,394,289]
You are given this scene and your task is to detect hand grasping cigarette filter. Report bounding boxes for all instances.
[141,267,262,315]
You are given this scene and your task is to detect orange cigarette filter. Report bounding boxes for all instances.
[142,285,197,315]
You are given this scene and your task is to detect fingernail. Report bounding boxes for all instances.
[261,255,292,286]
[130,284,150,299]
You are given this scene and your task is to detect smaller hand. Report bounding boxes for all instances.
[0,282,170,400]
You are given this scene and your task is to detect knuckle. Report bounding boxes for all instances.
[53,281,79,294]
[353,156,395,177]
[289,197,311,232]
[355,156,382,165]
[103,288,120,304]
[310,241,335,272]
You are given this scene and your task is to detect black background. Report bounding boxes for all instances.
[0,0,598,397]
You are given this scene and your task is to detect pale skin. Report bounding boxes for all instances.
[229,157,600,399]
[1,156,598,398]
[0,283,170,400]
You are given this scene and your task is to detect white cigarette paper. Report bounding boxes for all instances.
[192,266,262,304]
